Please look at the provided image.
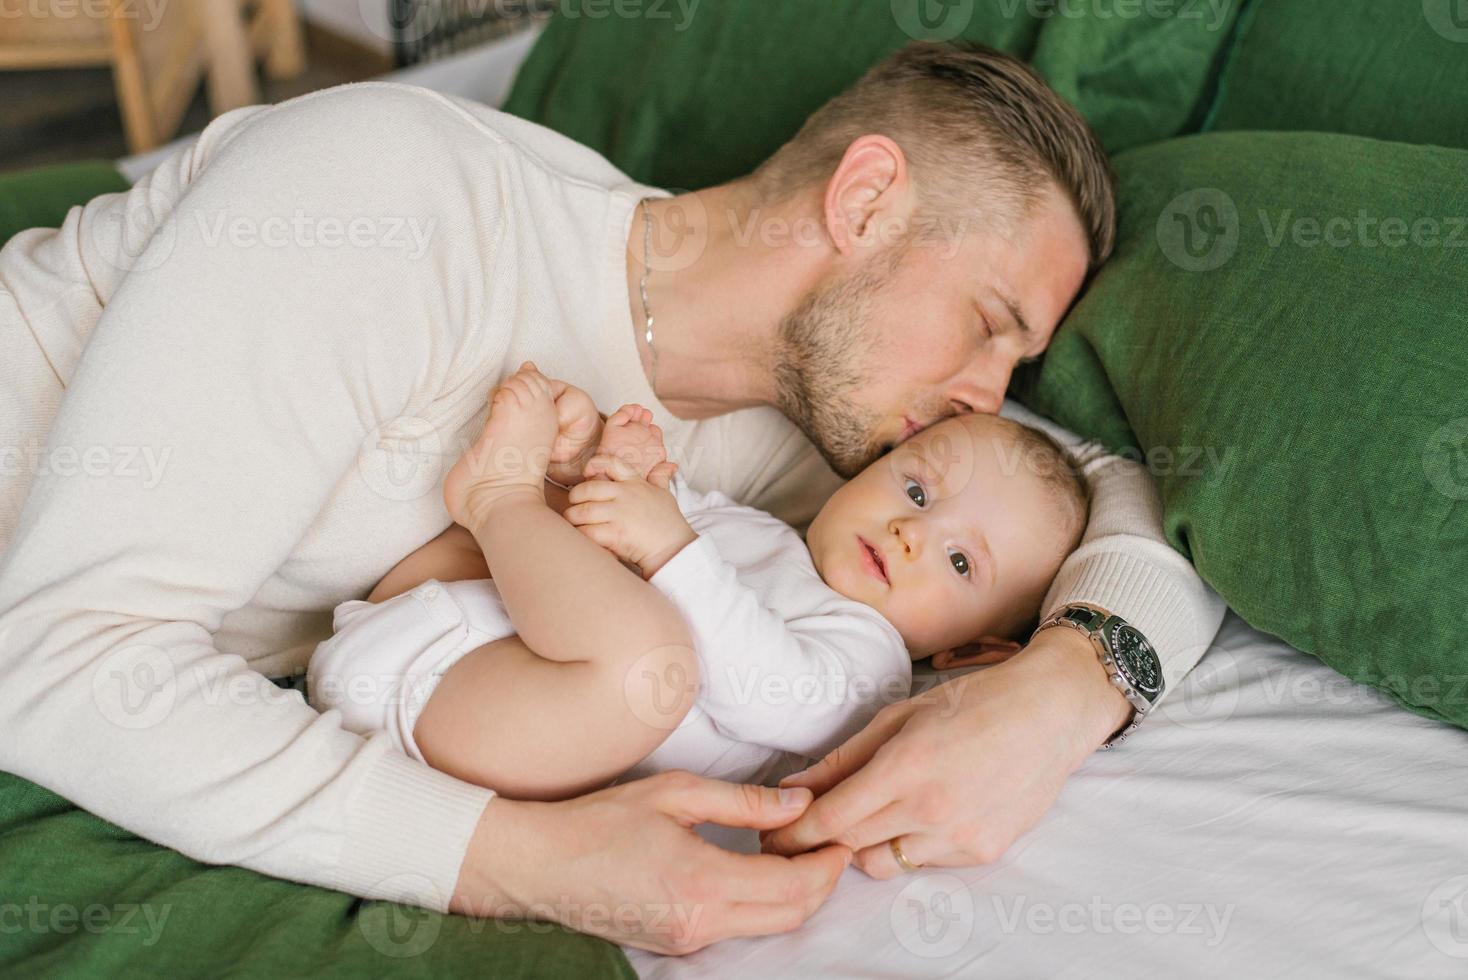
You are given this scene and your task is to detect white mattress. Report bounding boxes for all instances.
[627,613,1468,978]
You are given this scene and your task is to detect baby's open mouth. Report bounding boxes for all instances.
[857,535,889,585]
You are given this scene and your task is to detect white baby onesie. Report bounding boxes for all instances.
[306,478,913,787]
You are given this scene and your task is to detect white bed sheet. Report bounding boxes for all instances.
[627,613,1468,979]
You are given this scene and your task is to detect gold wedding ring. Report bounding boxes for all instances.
[889,838,919,873]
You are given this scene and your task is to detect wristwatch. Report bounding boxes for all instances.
[1034,603,1163,749]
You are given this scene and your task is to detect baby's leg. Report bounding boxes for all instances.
[413,630,695,800]
[425,365,697,798]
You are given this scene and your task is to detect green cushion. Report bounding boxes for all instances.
[1027,0,1245,153]
[1011,130,1468,727]
[0,160,131,245]
[1204,0,1468,150]
[502,0,1241,188]
[0,764,635,976]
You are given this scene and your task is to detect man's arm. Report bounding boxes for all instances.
[0,89,499,908]
[1003,399,1226,702]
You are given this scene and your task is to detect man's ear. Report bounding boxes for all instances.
[822,134,909,255]
[930,637,1023,671]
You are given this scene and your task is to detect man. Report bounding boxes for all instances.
[0,42,1221,954]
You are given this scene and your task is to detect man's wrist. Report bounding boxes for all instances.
[1020,625,1134,762]
[450,796,532,918]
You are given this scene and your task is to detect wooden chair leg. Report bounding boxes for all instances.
[259,0,305,80]
[199,0,260,114]
[107,10,159,154]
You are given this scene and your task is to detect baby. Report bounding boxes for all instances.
[308,363,1087,800]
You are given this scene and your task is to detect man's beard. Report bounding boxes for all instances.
[772,248,902,479]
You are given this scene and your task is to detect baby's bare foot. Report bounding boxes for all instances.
[444,362,559,525]
[583,404,670,482]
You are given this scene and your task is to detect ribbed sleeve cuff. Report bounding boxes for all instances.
[1044,541,1224,706]
[324,745,496,912]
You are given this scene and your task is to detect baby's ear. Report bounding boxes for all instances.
[930,637,1023,671]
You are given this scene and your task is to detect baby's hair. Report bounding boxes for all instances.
[999,418,1089,552]
[976,415,1090,640]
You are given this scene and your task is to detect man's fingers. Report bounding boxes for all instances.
[661,773,817,830]
[851,832,951,880]
[716,850,850,939]
[701,841,851,907]
[778,701,913,796]
[762,709,918,855]
[810,799,920,855]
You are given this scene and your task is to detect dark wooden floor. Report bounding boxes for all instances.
[0,29,388,175]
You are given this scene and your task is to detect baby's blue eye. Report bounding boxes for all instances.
[904,478,927,507]
[949,550,970,577]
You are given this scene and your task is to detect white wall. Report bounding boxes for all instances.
[297,0,394,54]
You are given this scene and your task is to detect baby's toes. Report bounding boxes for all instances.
[605,404,641,428]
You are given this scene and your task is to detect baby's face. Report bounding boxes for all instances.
[807,415,1075,658]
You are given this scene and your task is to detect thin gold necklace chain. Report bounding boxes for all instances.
[638,197,658,394]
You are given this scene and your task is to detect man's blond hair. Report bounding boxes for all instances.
[749,41,1117,268]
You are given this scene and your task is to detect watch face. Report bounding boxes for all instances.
[1106,623,1163,699]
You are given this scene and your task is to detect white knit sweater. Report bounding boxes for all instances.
[0,82,1224,911]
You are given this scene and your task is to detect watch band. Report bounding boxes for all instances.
[1034,604,1163,749]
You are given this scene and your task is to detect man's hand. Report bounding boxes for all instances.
[451,771,853,955]
[760,627,1132,876]
[565,466,693,577]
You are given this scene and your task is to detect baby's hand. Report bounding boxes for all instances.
[583,404,673,483]
[565,466,695,578]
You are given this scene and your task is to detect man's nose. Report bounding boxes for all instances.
[949,357,1014,416]
[890,517,924,558]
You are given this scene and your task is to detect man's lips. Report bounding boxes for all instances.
[857,535,889,585]
[900,416,922,441]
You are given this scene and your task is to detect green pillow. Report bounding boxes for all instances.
[1204,0,1468,150]
[504,0,1041,190]
[0,160,130,245]
[1028,0,1245,153]
[1011,130,1468,727]
[503,0,1242,188]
